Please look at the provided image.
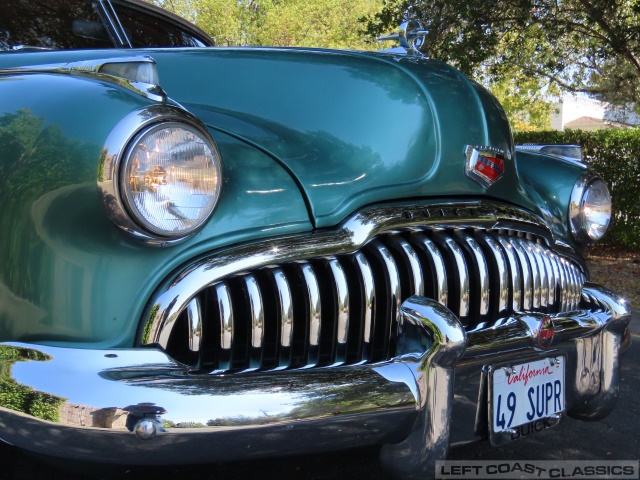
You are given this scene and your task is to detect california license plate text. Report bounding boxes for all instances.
[492,357,565,433]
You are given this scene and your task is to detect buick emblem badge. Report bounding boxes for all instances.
[465,145,506,188]
[537,317,555,349]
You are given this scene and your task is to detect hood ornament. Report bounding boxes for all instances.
[464,145,506,189]
[377,19,427,56]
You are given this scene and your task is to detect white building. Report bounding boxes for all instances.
[550,94,639,131]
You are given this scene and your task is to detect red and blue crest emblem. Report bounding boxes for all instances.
[465,145,506,188]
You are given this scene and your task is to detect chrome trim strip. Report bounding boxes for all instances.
[416,233,448,306]
[95,0,128,47]
[375,242,402,345]
[439,234,470,318]
[186,297,201,355]
[328,258,350,346]
[507,237,532,310]
[537,243,553,307]
[301,263,322,350]
[531,241,549,308]
[548,251,561,307]
[569,259,579,310]
[399,238,424,297]
[557,254,568,312]
[245,275,264,350]
[377,243,401,307]
[558,256,569,312]
[462,234,490,315]
[518,238,542,309]
[99,0,132,48]
[541,243,556,307]
[515,144,585,165]
[216,283,233,352]
[273,268,293,350]
[575,266,583,309]
[536,245,556,308]
[569,260,580,310]
[103,0,214,47]
[578,271,586,308]
[355,252,375,347]
[485,233,513,313]
[563,261,577,310]
[0,56,166,102]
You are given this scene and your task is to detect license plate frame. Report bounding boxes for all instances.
[487,355,566,446]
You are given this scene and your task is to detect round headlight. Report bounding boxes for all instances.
[570,176,612,242]
[120,122,222,238]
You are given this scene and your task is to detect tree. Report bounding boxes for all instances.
[148,0,383,50]
[367,0,640,109]
[485,68,559,131]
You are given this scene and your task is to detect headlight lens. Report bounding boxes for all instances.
[120,122,222,238]
[570,177,611,242]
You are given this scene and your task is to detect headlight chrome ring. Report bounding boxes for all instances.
[569,173,612,244]
[99,105,223,245]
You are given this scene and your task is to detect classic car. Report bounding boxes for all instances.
[0,0,631,478]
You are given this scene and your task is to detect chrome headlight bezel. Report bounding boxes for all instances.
[98,105,223,246]
[569,173,612,245]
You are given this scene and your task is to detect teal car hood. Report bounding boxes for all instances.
[0,47,537,228]
[150,47,537,227]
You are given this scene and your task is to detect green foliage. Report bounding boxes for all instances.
[515,129,640,250]
[0,109,95,306]
[367,0,640,109]
[140,303,160,344]
[163,419,177,428]
[148,0,383,50]
[487,68,558,131]
[0,108,95,207]
[0,345,52,363]
[0,379,66,422]
[0,379,29,411]
[0,345,66,422]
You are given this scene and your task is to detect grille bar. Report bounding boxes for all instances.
[156,228,585,373]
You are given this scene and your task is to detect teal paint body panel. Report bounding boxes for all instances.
[515,150,587,248]
[0,71,311,347]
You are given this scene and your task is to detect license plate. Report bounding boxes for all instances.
[490,356,565,437]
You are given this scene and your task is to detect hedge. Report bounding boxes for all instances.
[0,345,66,422]
[514,129,640,250]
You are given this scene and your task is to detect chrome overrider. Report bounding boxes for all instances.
[0,284,630,478]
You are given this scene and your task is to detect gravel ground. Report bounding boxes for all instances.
[586,247,640,310]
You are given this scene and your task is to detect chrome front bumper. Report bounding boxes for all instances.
[0,283,630,478]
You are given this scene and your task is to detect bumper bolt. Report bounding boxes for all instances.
[135,419,158,440]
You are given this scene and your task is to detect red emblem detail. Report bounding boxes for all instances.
[537,317,555,349]
[465,145,506,188]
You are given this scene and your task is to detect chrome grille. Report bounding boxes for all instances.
[152,228,585,373]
